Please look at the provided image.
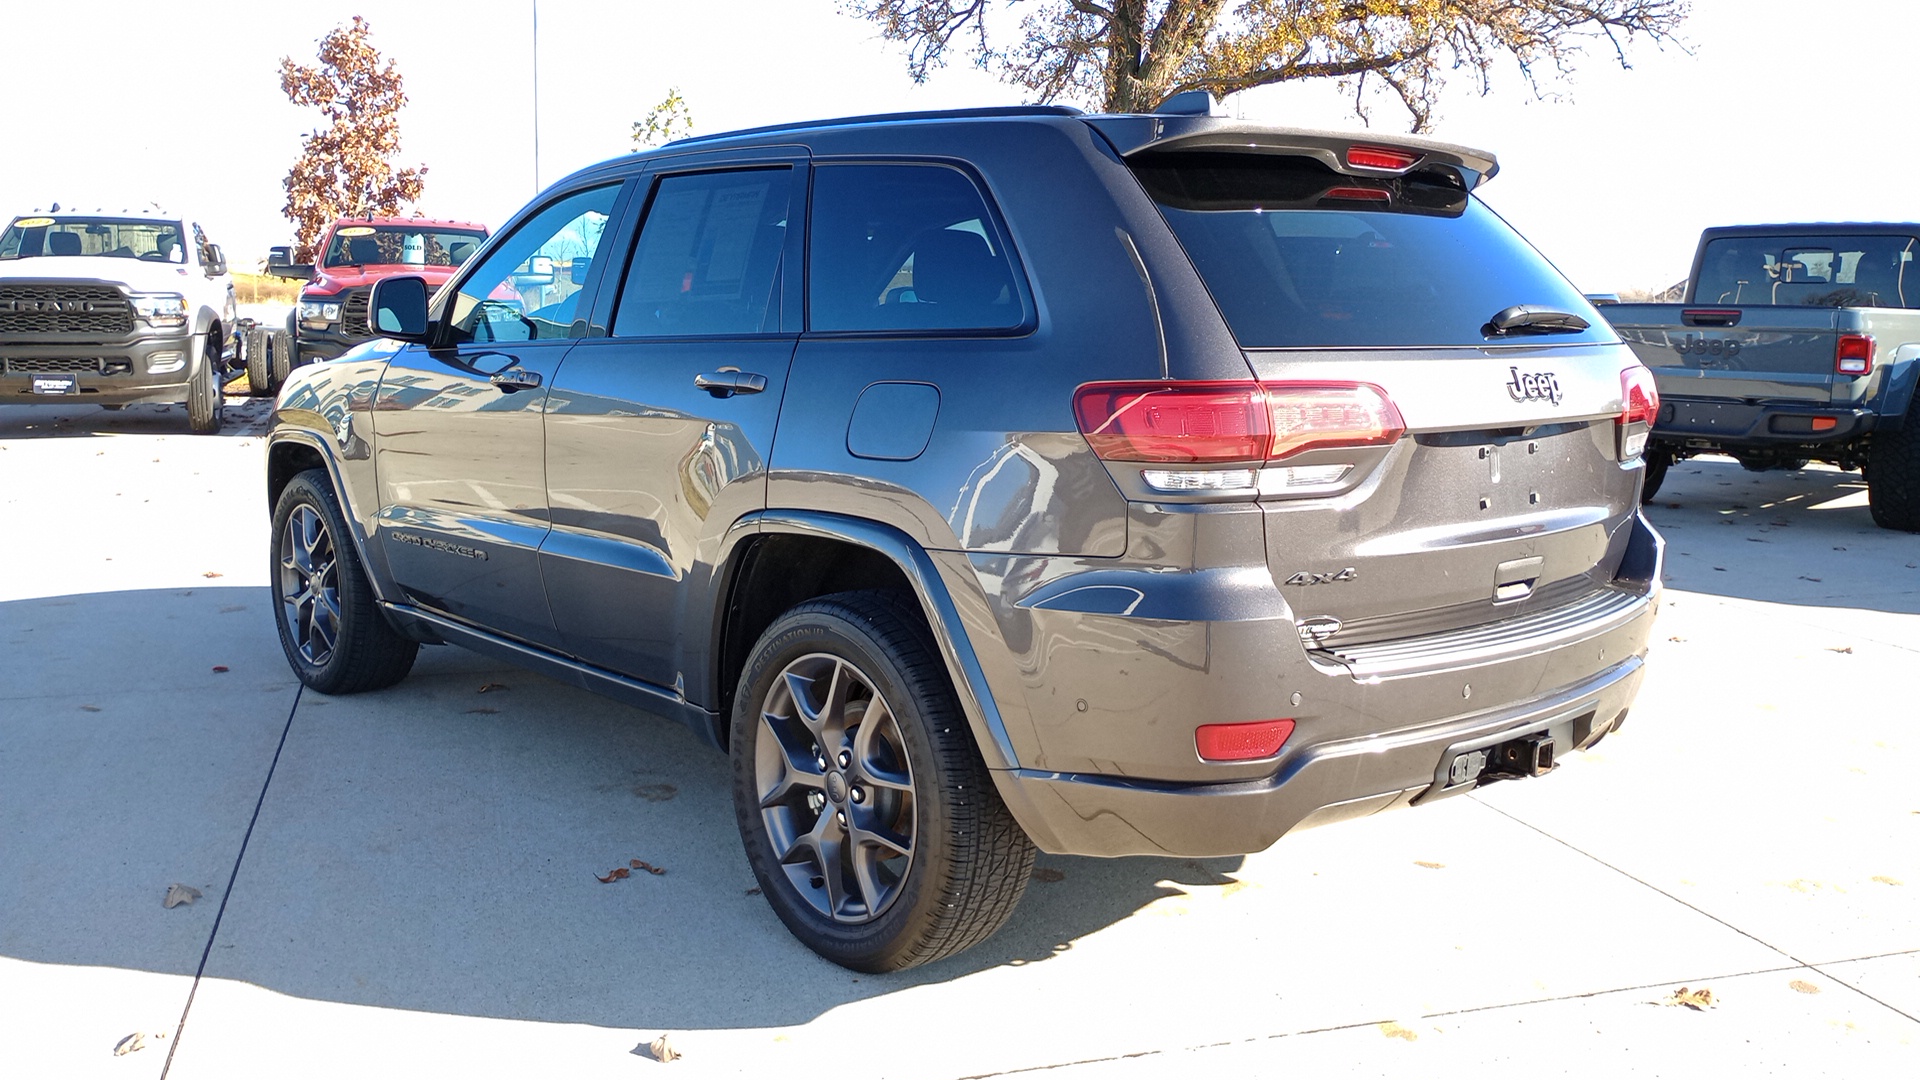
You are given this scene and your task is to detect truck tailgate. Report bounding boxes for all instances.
[1604,302,1848,405]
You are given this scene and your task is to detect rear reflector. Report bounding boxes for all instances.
[1074,381,1403,464]
[1346,146,1420,171]
[1836,333,1875,376]
[1812,416,1839,432]
[1322,186,1391,203]
[1196,719,1296,762]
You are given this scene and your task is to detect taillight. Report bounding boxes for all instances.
[1618,365,1659,460]
[1321,186,1391,204]
[1836,333,1874,376]
[1346,146,1419,171]
[1195,719,1295,762]
[1074,381,1403,464]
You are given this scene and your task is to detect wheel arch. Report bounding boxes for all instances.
[266,429,399,606]
[707,511,1018,771]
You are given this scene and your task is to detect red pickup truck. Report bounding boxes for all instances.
[260,217,489,393]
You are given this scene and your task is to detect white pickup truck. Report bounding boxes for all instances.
[0,207,238,432]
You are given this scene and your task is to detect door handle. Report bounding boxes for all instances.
[694,370,768,398]
[490,368,543,393]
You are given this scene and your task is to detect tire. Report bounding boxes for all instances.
[1867,409,1920,532]
[187,346,223,434]
[1640,447,1671,504]
[245,324,277,396]
[270,328,294,387]
[271,469,420,693]
[730,590,1036,972]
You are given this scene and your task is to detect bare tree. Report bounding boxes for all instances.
[845,0,1688,130]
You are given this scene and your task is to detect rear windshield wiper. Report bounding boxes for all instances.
[1482,305,1590,337]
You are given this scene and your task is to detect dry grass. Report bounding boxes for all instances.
[232,273,302,305]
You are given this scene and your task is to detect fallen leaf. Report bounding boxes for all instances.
[632,783,678,802]
[478,682,508,694]
[163,884,202,909]
[1032,867,1066,883]
[114,1032,148,1056]
[1825,646,1854,655]
[1745,537,1769,543]
[1790,980,1822,994]
[211,665,229,673]
[745,886,761,896]
[1872,876,1903,886]
[1832,546,1848,551]
[650,1034,680,1062]
[1797,576,1822,583]
[1377,1021,1418,1042]
[1713,566,1727,571]
[629,859,667,875]
[595,867,633,883]
[202,571,223,579]
[80,704,102,712]
[1414,860,1445,870]
[1660,986,1715,1010]
[464,708,498,715]
[1667,636,1686,643]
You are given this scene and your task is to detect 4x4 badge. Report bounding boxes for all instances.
[1285,567,1357,586]
[1505,366,1562,405]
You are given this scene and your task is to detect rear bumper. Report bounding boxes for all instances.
[971,510,1663,858]
[1652,396,1874,450]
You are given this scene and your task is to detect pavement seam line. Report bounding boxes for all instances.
[1468,796,1810,966]
[1805,960,1920,1026]
[159,683,304,1079]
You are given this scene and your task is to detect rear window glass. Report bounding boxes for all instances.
[808,163,1027,333]
[1694,234,1920,308]
[1133,152,1609,349]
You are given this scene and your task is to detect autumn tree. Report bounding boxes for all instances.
[633,87,696,149]
[845,0,1688,131]
[280,16,427,262]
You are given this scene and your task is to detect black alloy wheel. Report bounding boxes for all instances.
[270,469,418,693]
[731,591,1035,972]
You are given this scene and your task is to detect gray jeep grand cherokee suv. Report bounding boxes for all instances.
[264,104,1663,971]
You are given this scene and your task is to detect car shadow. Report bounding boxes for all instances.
[1643,455,1920,614]
[0,393,271,438]
[0,586,1245,1035]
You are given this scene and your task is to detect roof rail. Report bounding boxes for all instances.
[664,104,1083,149]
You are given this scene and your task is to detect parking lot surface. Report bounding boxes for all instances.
[2,399,1915,1077]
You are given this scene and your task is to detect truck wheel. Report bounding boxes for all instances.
[271,469,419,693]
[245,324,278,396]
[1867,410,1920,532]
[1640,448,1671,504]
[187,347,223,434]
[270,328,294,387]
[730,590,1036,972]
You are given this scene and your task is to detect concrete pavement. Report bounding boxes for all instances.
[2,401,1914,1077]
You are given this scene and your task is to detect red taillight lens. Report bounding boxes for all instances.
[1618,365,1659,459]
[1073,382,1404,464]
[1266,384,1404,459]
[1196,719,1296,762]
[1836,333,1875,376]
[1346,146,1419,171]
[1072,382,1267,463]
[1322,186,1391,203]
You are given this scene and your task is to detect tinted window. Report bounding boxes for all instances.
[1694,234,1920,308]
[448,184,618,344]
[611,169,790,337]
[1134,152,1609,349]
[0,216,182,261]
[322,224,489,269]
[808,163,1024,333]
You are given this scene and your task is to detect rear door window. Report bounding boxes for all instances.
[611,168,792,337]
[807,163,1027,333]
[1694,234,1920,307]
[1133,151,1610,349]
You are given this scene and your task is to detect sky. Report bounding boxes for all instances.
[7,0,1917,293]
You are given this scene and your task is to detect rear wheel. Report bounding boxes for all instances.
[1867,410,1920,532]
[730,591,1035,972]
[271,328,294,387]
[271,469,419,692]
[187,347,223,434]
[1639,447,1672,504]
[245,324,277,396]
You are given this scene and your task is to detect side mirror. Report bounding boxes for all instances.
[205,244,227,276]
[369,276,432,341]
[267,245,313,280]
[1583,292,1621,306]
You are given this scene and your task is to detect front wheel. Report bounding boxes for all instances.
[1867,411,1920,532]
[271,469,419,692]
[244,324,277,396]
[730,591,1035,972]
[187,347,223,434]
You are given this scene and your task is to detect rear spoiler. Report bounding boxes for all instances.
[1080,115,1499,190]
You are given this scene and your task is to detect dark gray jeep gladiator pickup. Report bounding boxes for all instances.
[1602,223,1920,529]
